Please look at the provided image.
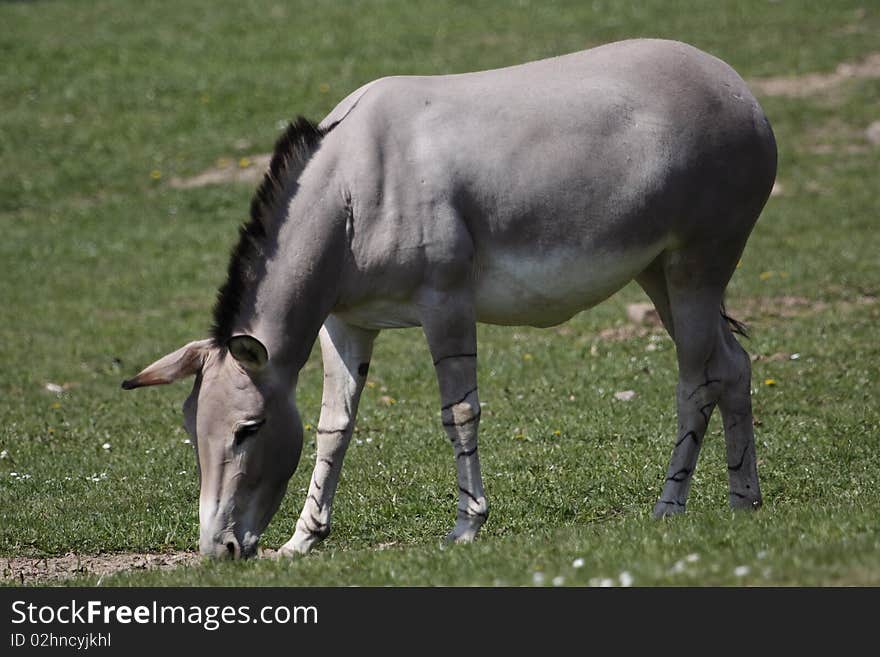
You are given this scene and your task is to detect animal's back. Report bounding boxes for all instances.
[326,39,776,328]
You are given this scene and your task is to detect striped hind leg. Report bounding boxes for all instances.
[653,320,721,518]
[718,333,762,509]
[657,315,761,514]
[638,262,712,515]
[279,315,377,556]
[649,251,761,517]
[420,291,488,543]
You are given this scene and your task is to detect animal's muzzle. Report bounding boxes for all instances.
[201,532,258,560]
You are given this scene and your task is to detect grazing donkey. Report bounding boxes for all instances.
[123,39,776,559]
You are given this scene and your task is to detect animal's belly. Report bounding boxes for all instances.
[335,299,423,330]
[335,244,664,330]
[473,245,662,327]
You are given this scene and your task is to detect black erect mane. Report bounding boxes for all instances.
[211,116,332,346]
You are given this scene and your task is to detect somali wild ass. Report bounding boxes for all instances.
[123,39,777,559]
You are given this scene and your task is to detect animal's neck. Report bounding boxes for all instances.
[241,167,348,374]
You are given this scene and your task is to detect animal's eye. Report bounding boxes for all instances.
[234,419,265,445]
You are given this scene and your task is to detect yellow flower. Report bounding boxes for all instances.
[304,423,313,431]
[552,429,562,437]
[319,83,330,93]
[764,378,777,386]
[149,169,162,180]
[523,353,533,361]
[759,271,774,281]
[238,157,251,169]
[51,402,61,409]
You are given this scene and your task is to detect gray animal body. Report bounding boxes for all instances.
[124,39,777,558]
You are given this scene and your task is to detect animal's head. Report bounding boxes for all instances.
[122,335,302,559]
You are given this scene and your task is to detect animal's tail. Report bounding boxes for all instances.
[721,302,749,338]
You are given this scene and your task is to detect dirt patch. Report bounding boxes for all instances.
[728,294,877,321]
[169,154,271,189]
[625,302,661,326]
[596,324,657,342]
[749,52,880,98]
[2,551,200,586]
[589,294,876,344]
[800,117,879,155]
[866,121,880,145]
[729,295,829,320]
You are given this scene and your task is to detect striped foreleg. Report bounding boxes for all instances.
[440,379,488,542]
[279,316,376,556]
[420,287,488,543]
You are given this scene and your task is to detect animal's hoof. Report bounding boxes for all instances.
[652,499,686,519]
[729,492,762,511]
[276,545,305,559]
[443,523,481,546]
[277,536,314,558]
[441,533,474,548]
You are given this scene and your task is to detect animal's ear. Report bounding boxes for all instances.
[121,339,213,390]
[227,335,269,372]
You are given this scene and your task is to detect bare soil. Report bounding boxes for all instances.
[2,551,200,586]
[169,154,271,189]
[749,52,880,98]
[588,294,876,344]
[729,293,876,321]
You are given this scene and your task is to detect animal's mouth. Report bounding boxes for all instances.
[203,529,261,560]
[223,538,261,560]
[224,539,241,559]
[240,533,261,559]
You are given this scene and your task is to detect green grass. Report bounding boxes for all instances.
[1,0,878,586]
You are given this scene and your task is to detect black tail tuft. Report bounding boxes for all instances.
[721,302,749,338]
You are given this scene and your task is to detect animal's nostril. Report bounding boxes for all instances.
[225,540,240,559]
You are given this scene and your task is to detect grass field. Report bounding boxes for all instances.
[1,0,878,586]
